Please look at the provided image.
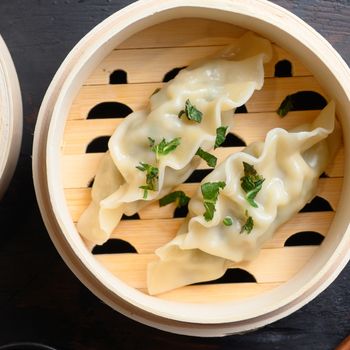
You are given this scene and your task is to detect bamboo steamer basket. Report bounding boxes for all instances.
[0,35,22,199]
[33,0,350,337]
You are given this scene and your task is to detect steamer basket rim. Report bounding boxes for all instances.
[33,0,350,335]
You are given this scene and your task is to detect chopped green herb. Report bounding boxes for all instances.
[196,147,217,168]
[150,137,181,160]
[148,137,155,147]
[214,126,229,149]
[201,181,226,202]
[136,162,159,199]
[150,87,161,97]
[240,162,265,208]
[201,181,226,221]
[277,95,294,117]
[246,186,263,207]
[241,210,254,234]
[223,216,233,226]
[178,99,203,123]
[203,202,216,221]
[139,185,150,199]
[159,191,190,208]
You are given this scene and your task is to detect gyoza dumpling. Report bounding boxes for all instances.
[148,101,340,295]
[77,32,273,245]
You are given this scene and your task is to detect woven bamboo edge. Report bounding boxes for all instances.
[33,0,350,336]
[0,35,22,199]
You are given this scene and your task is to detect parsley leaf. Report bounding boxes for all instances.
[139,185,150,199]
[214,126,228,149]
[203,202,216,221]
[240,162,265,208]
[240,210,254,234]
[159,191,190,208]
[196,147,217,168]
[277,95,294,117]
[201,181,226,221]
[136,162,159,199]
[223,216,233,226]
[178,99,203,123]
[150,137,181,160]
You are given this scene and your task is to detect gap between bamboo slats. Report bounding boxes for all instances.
[67,76,324,120]
[85,44,310,85]
[64,177,341,222]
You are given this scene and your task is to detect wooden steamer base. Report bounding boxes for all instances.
[33,0,350,336]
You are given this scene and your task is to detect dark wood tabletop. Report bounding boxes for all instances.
[0,1,349,349]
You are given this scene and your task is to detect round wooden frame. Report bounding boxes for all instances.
[0,35,22,199]
[33,0,350,336]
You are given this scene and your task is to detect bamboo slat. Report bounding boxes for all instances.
[118,18,247,49]
[108,211,333,253]
[61,146,343,189]
[95,246,318,290]
[64,177,342,222]
[60,148,344,189]
[137,179,341,219]
[153,282,282,303]
[68,76,324,120]
[63,110,319,154]
[86,45,310,85]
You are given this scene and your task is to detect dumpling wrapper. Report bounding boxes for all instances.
[77,32,273,245]
[147,101,341,295]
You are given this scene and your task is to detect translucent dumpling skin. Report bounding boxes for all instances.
[77,32,272,245]
[148,102,340,295]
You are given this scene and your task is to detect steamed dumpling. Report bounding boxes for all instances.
[147,101,340,295]
[77,32,273,245]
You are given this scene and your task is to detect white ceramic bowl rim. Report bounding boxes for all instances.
[36,0,350,335]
